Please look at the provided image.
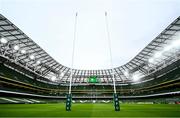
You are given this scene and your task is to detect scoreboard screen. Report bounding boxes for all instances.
[88,76,99,83]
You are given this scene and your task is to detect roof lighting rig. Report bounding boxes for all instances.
[0,14,180,84]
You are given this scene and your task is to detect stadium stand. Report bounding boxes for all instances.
[0,14,180,104]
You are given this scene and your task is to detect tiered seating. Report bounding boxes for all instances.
[0,63,180,98]
[0,97,65,104]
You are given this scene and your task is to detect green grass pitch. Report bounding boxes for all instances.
[0,103,179,117]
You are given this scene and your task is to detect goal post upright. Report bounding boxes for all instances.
[105,12,120,111]
[66,12,78,111]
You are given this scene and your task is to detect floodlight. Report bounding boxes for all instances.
[132,74,140,81]
[20,49,26,54]
[154,52,162,58]
[29,55,35,60]
[36,60,41,65]
[13,45,19,51]
[0,37,8,44]
[171,39,180,48]
[148,58,154,63]
[163,45,172,52]
[124,71,129,76]
[60,72,64,77]
[51,76,56,81]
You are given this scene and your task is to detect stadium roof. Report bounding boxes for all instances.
[0,14,180,83]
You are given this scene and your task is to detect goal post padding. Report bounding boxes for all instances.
[113,93,120,111]
[66,93,72,111]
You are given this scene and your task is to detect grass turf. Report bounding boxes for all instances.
[0,103,179,117]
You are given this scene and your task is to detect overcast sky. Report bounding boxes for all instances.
[0,0,180,70]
